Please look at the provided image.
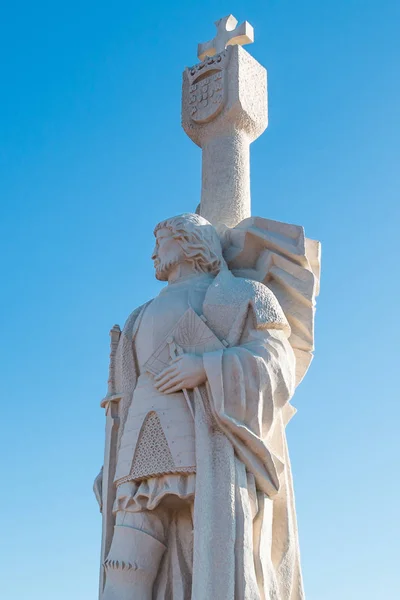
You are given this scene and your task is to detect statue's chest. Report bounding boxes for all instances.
[135,289,191,369]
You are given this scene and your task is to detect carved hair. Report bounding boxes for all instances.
[154,213,224,276]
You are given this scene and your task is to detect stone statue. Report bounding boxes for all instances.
[95,212,319,600]
[94,15,321,600]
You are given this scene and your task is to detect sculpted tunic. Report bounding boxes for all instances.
[114,274,213,486]
[107,270,305,599]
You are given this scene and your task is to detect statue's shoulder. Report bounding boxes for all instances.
[233,276,287,325]
[225,272,289,331]
[204,270,289,342]
[121,300,153,339]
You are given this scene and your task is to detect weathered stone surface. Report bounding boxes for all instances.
[95,16,321,600]
[182,43,267,228]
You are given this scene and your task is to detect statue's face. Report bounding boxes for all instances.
[152,227,186,281]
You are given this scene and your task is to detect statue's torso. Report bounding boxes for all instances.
[114,275,213,485]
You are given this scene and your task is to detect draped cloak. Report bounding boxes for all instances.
[111,269,304,600]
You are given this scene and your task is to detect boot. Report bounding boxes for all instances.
[102,525,166,600]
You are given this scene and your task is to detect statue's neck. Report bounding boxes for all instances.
[167,260,208,284]
[167,271,214,287]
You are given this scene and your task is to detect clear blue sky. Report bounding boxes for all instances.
[1,1,399,598]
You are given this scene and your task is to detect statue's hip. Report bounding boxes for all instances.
[114,373,196,484]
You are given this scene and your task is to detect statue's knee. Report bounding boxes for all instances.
[104,525,166,587]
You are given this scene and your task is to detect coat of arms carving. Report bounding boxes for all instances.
[186,51,228,124]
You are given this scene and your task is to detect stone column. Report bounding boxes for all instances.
[182,42,268,228]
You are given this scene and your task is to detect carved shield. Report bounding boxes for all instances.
[189,70,224,123]
[186,50,229,125]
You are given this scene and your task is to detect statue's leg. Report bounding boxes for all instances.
[102,509,167,600]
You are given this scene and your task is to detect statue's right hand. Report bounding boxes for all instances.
[93,467,103,512]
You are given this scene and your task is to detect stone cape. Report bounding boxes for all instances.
[109,268,304,600]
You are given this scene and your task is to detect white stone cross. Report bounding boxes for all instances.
[197,14,254,61]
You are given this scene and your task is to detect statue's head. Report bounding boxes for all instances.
[152,213,224,281]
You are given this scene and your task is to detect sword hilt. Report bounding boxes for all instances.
[100,324,121,409]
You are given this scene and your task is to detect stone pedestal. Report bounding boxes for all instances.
[182,45,268,228]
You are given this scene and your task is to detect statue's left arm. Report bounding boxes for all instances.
[202,316,296,497]
[154,308,296,497]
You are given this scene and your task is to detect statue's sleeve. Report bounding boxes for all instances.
[114,301,150,452]
[202,315,296,496]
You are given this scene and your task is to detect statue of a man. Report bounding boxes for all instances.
[96,213,304,600]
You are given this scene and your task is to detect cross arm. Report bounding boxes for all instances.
[197,15,254,61]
